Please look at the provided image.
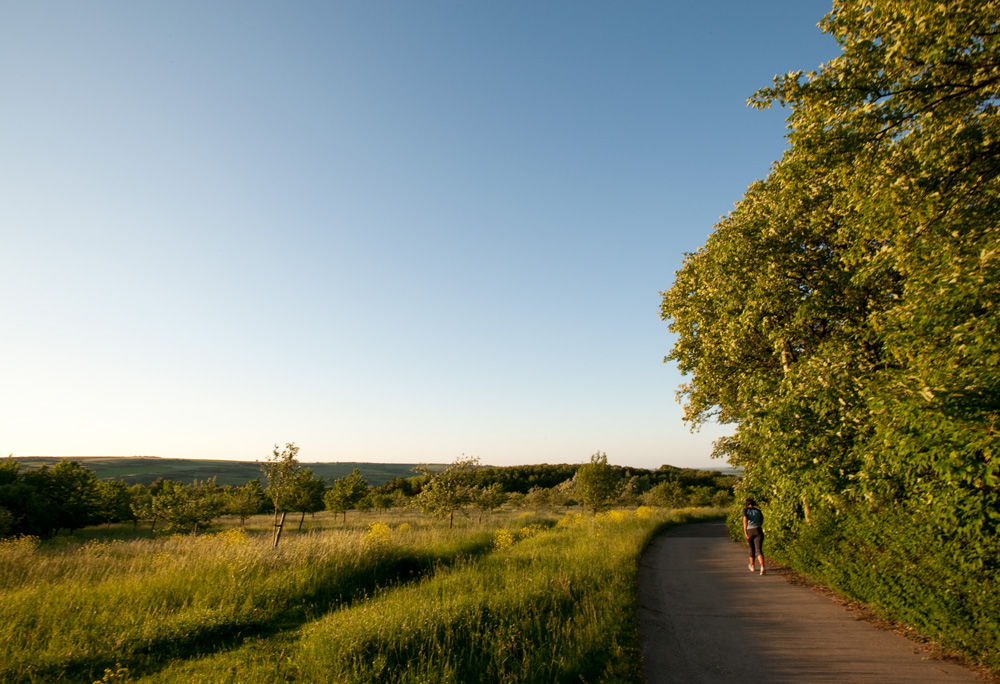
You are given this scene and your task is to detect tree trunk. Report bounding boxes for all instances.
[272,511,286,549]
[298,511,306,531]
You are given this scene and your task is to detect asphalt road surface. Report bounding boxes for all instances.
[637,520,984,683]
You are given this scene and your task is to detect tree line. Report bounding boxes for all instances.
[0,448,736,538]
[660,0,999,668]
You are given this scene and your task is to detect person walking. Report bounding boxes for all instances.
[743,498,765,575]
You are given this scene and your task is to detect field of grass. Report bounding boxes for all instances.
[0,506,722,684]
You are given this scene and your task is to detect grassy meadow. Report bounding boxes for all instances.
[2,506,722,684]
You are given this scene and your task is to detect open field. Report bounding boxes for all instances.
[0,505,722,683]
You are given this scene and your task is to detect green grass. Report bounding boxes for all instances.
[1,507,722,684]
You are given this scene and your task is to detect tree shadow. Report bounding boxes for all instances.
[11,539,497,684]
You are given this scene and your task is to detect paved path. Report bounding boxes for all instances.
[637,520,984,683]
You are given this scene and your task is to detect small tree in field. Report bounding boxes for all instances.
[323,469,368,523]
[574,452,621,514]
[524,485,551,512]
[226,480,266,527]
[367,491,392,512]
[505,491,526,509]
[261,443,301,548]
[150,479,225,534]
[289,468,326,531]
[553,478,578,508]
[471,483,507,522]
[414,455,479,528]
[95,480,133,525]
[129,485,157,532]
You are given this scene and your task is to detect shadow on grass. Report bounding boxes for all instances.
[9,539,496,684]
[297,573,639,684]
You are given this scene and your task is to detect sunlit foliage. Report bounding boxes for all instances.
[661,0,1000,668]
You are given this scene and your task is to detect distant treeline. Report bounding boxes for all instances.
[0,455,737,538]
[467,462,737,494]
[7,456,446,488]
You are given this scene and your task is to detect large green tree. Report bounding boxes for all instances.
[22,460,102,535]
[0,457,36,536]
[574,452,621,514]
[661,0,1000,666]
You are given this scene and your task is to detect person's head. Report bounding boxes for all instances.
[745,498,756,507]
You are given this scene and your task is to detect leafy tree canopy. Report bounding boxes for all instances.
[661,0,999,597]
[261,443,301,515]
[323,468,368,522]
[150,479,225,534]
[574,452,621,514]
[226,480,267,526]
[414,456,480,528]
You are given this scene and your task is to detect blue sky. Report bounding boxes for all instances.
[2,2,838,469]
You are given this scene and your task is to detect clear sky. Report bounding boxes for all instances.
[2,2,839,469]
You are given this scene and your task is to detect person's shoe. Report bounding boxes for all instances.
[759,566,765,576]
[748,563,755,572]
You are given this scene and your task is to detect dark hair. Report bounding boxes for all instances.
[745,498,757,507]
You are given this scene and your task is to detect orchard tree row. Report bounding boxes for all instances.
[0,448,736,537]
[359,452,732,528]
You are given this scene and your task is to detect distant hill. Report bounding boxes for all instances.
[9,456,448,487]
[703,466,743,477]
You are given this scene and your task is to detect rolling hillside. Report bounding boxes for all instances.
[9,456,447,487]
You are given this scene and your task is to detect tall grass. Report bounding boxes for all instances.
[1,507,721,683]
